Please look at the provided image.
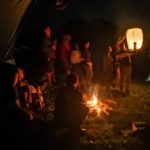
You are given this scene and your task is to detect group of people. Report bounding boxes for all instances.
[0,25,93,135]
[41,25,137,98]
[40,25,137,133]
[40,26,94,95]
[0,63,45,127]
[102,36,137,96]
[0,62,89,136]
[0,25,138,137]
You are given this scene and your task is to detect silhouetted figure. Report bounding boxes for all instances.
[54,73,89,133]
[30,84,45,111]
[0,63,33,128]
[103,46,114,90]
[116,43,136,96]
[112,43,121,89]
[70,42,85,87]
[58,34,72,77]
[40,26,54,95]
[82,40,93,86]
[17,68,32,109]
[146,49,150,81]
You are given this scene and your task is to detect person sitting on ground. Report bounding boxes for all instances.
[54,73,89,134]
[30,84,45,111]
[0,63,33,127]
[17,68,32,109]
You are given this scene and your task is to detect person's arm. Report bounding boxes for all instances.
[14,99,33,120]
[116,51,136,60]
[103,55,107,73]
[27,84,32,104]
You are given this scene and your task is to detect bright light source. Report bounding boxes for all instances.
[126,28,143,50]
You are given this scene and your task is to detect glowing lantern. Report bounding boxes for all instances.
[126,28,143,50]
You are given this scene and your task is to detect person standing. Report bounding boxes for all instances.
[58,34,72,77]
[111,43,121,89]
[146,49,150,81]
[40,26,52,95]
[116,43,136,96]
[82,40,93,86]
[103,46,114,90]
[46,38,57,86]
[70,42,85,87]
[112,36,125,89]
[42,26,52,61]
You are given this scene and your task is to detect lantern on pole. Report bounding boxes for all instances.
[126,28,143,51]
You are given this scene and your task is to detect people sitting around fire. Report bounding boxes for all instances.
[54,73,89,133]
[17,68,45,112]
[0,63,34,127]
[30,84,45,111]
[17,68,32,109]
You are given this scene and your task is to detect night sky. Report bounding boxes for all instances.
[68,0,150,27]
[31,0,150,42]
[41,0,147,27]
[22,0,149,29]
[19,0,150,40]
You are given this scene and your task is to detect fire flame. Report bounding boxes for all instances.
[86,95,101,116]
[86,94,114,116]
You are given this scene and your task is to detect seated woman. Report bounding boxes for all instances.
[0,63,33,127]
[30,84,45,112]
[17,68,32,109]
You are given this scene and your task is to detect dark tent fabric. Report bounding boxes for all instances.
[0,0,34,63]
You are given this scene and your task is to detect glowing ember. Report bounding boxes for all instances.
[87,95,97,106]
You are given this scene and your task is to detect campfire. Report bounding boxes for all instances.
[85,94,115,116]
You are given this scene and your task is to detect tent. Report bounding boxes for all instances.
[0,0,68,64]
[0,0,36,63]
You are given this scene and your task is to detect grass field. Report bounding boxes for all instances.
[4,80,149,150]
[78,80,150,150]
[43,80,150,150]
